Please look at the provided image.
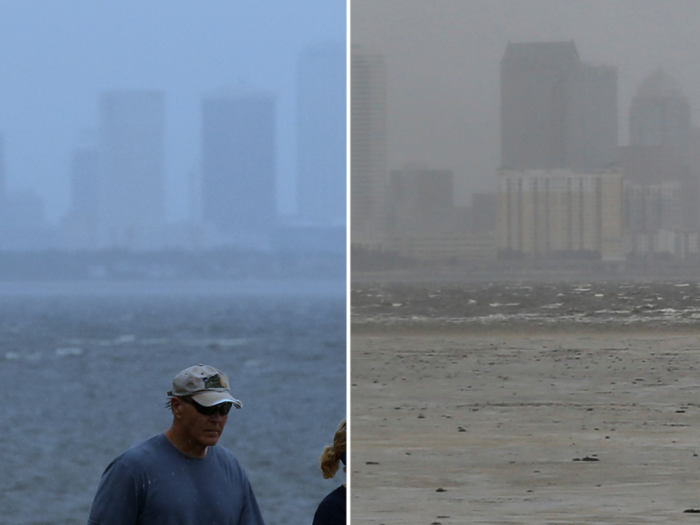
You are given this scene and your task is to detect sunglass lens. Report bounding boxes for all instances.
[189,399,233,416]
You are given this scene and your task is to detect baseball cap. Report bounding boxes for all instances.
[167,364,242,409]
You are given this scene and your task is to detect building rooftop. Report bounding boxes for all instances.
[636,68,685,99]
[502,40,580,67]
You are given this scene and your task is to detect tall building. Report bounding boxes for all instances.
[623,69,699,232]
[97,91,166,248]
[498,41,621,260]
[201,87,276,243]
[351,45,387,247]
[384,165,497,262]
[0,133,6,205]
[500,41,617,172]
[297,42,346,226]
[629,68,692,158]
[60,147,100,248]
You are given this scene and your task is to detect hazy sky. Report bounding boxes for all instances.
[351,0,700,205]
[0,1,345,223]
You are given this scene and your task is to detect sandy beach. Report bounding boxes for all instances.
[351,328,700,524]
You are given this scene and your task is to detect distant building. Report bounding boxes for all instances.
[60,147,100,249]
[201,87,276,245]
[622,68,699,232]
[351,46,387,248]
[497,168,624,261]
[498,41,622,260]
[500,41,617,172]
[470,192,497,234]
[624,180,683,234]
[385,165,497,262]
[387,165,455,237]
[0,133,6,205]
[97,91,166,248]
[0,190,54,250]
[297,42,346,226]
[629,68,692,158]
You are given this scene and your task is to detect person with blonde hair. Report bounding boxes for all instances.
[312,419,346,525]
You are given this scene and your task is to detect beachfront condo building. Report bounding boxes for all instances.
[297,42,346,227]
[351,45,387,248]
[498,168,624,261]
[200,87,276,245]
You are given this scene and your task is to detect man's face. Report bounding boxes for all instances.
[177,398,229,449]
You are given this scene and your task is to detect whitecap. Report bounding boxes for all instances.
[56,347,83,357]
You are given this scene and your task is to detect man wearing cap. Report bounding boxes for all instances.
[87,364,266,525]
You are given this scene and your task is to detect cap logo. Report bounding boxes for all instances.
[203,374,226,389]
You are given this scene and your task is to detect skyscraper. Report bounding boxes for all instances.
[0,133,6,205]
[201,87,276,241]
[60,147,100,249]
[625,68,698,231]
[97,91,166,248]
[297,42,346,226]
[629,68,692,158]
[498,41,622,260]
[351,45,387,247]
[500,41,617,172]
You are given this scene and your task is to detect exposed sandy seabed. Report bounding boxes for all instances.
[351,327,700,525]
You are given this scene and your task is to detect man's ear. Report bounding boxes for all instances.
[170,396,184,418]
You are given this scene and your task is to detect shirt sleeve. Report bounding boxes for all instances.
[87,458,141,525]
[237,474,267,525]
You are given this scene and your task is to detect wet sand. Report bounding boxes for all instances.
[351,329,700,524]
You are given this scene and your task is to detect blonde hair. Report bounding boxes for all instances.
[319,419,346,479]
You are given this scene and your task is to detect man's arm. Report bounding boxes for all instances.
[87,459,141,525]
[237,475,266,525]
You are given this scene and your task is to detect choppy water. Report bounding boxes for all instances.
[0,281,346,525]
[352,281,700,330]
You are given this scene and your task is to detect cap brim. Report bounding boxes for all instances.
[192,390,242,409]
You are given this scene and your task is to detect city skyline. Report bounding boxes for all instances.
[0,1,345,224]
[351,0,700,207]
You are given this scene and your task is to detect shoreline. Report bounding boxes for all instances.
[352,322,700,335]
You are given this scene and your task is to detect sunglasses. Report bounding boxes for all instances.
[181,397,233,416]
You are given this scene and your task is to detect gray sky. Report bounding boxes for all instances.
[351,0,700,205]
[0,1,345,223]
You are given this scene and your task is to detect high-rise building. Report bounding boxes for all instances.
[201,87,276,242]
[97,91,166,248]
[60,147,100,248]
[500,41,617,172]
[70,148,99,225]
[351,45,387,247]
[498,41,621,260]
[297,42,346,226]
[629,68,692,158]
[0,133,6,205]
[623,69,699,232]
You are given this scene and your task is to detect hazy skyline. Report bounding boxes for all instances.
[0,1,345,223]
[351,0,700,206]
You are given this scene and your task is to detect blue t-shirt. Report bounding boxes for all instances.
[88,433,266,525]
